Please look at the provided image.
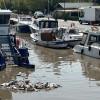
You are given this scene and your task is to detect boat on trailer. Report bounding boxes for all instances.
[30,18,68,49]
[73,26,100,59]
[0,9,35,71]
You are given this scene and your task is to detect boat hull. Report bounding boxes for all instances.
[73,44,100,59]
[67,39,81,47]
[32,39,68,49]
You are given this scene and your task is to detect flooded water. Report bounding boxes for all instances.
[0,33,100,100]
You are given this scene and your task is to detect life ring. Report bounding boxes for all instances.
[91,26,99,31]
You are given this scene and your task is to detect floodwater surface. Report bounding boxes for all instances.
[0,33,100,100]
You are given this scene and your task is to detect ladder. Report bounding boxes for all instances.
[0,35,19,65]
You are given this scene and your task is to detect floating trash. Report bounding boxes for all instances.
[0,72,61,92]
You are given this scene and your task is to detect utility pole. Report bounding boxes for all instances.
[64,1,65,13]
[48,0,50,15]
[3,0,7,9]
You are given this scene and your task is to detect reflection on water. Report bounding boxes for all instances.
[16,33,100,82]
[34,46,74,63]
[33,46,74,75]
[74,53,100,81]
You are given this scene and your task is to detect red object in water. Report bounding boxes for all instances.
[16,38,20,47]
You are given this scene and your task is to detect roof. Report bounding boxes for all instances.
[55,2,93,9]
[35,17,56,21]
[79,6,100,9]
[57,9,80,12]
[0,9,12,14]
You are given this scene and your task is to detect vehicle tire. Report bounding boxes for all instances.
[79,20,82,24]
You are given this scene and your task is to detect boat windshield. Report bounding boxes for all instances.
[57,28,66,39]
[0,15,10,24]
[39,21,58,28]
[80,33,88,45]
[31,27,39,33]
[87,35,98,45]
[20,18,32,21]
[69,29,77,34]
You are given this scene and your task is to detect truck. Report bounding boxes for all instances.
[79,7,100,25]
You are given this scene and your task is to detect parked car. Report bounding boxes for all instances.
[34,11,44,18]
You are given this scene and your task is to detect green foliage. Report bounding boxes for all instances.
[53,12,78,21]
[68,16,78,21]
[0,0,99,14]
[61,12,68,21]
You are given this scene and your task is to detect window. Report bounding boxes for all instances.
[87,35,97,45]
[39,21,58,28]
[80,33,88,45]
[31,28,38,33]
[0,15,10,24]
[69,29,76,34]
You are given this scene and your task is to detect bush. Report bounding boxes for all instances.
[68,16,78,21]
[53,12,68,21]
[53,12,78,21]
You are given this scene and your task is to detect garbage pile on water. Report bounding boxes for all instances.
[0,72,61,92]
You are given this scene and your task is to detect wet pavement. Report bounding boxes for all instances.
[0,21,100,100]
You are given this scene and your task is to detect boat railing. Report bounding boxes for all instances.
[92,42,100,46]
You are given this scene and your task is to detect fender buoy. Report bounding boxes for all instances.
[81,49,84,54]
[16,38,20,47]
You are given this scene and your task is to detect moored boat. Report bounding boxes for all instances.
[30,18,68,49]
[73,26,100,59]
[57,23,83,47]
[16,15,33,33]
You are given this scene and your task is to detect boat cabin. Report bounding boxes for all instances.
[33,18,58,29]
[0,10,12,35]
[57,27,81,40]
[18,16,32,22]
[80,31,100,46]
[0,10,11,25]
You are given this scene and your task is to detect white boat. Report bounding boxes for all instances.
[73,27,100,59]
[17,15,33,25]
[11,15,33,33]
[57,23,83,47]
[30,18,68,49]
